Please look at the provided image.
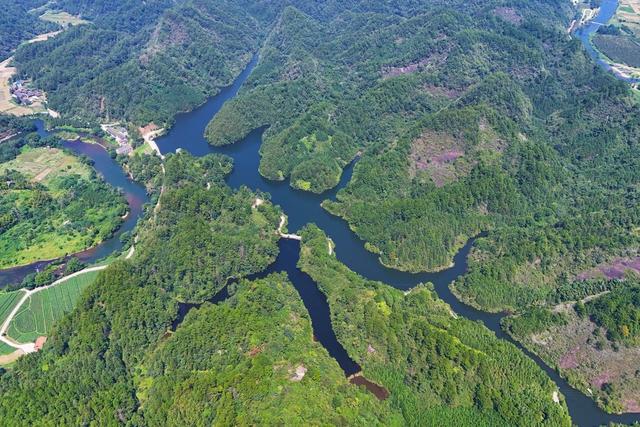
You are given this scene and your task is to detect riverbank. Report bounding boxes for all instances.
[0,122,150,288]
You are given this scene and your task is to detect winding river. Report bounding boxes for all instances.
[0,2,639,423]
[0,123,149,287]
[574,0,640,83]
[154,55,639,424]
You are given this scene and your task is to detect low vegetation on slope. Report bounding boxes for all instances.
[503,281,640,413]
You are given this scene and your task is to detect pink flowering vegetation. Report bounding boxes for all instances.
[504,304,640,414]
[408,118,505,187]
[576,256,640,281]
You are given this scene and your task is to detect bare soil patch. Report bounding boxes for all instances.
[349,374,390,400]
[0,349,25,365]
[422,84,461,99]
[382,51,448,79]
[493,7,523,25]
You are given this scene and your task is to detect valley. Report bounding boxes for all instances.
[0,0,639,425]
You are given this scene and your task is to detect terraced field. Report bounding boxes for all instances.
[7,271,99,344]
[0,290,21,323]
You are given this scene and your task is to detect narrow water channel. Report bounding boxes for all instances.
[156,52,640,425]
[1,3,638,420]
[0,122,149,287]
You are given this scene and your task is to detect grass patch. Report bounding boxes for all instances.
[0,146,89,185]
[7,270,100,343]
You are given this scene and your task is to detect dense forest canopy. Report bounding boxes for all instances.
[0,0,57,60]
[298,225,571,426]
[200,0,640,314]
[1,0,640,423]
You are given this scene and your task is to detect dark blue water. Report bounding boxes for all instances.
[1,28,637,422]
[158,58,640,425]
[575,0,640,83]
[0,121,149,287]
[173,239,361,376]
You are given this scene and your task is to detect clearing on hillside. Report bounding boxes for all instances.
[39,11,88,27]
[7,270,100,344]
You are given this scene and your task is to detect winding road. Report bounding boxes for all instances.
[0,247,137,353]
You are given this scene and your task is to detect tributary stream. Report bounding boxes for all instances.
[2,5,639,422]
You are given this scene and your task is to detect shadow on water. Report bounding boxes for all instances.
[159,55,640,424]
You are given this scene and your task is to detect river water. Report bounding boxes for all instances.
[0,122,148,287]
[574,0,640,83]
[1,3,638,423]
[155,56,640,424]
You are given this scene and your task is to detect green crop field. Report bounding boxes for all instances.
[0,341,16,356]
[7,271,100,344]
[0,290,23,356]
[0,290,22,327]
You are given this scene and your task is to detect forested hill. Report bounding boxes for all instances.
[204,0,640,314]
[8,0,574,128]
[0,1,57,60]
[11,0,272,126]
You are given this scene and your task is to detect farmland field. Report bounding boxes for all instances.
[38,11,88,27]
[593,34,640,67]
[0,290,21,326]
[616,0,640,36]
[0,147,126,269]
[0,146,90,186]
[7,270,100,344]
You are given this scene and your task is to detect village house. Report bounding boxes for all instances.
[103,124,129,145]
[102,123,133,155]
[116,144,133,155]
[10,80,44,105]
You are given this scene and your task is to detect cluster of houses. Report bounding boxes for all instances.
[101,123,133,155]
[10,80,44,105]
